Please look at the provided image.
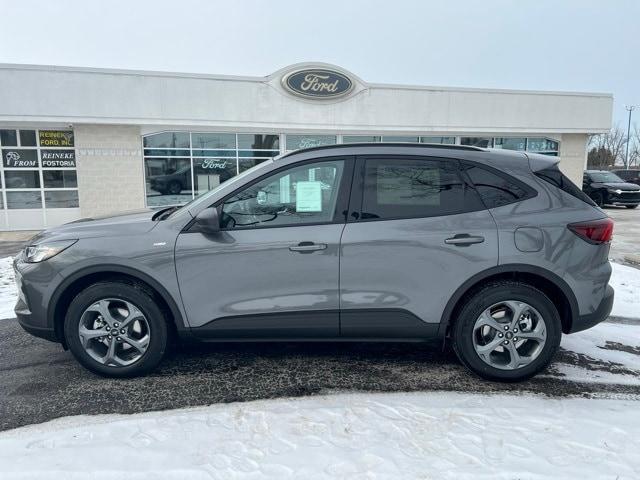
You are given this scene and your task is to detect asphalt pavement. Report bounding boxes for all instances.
[1,318,639,432]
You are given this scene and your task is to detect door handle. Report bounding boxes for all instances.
[289,242,328,253]
[445,234,485,246]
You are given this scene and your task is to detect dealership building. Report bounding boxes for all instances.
[0,62,612,230]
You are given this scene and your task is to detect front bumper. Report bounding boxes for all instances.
[607,191,640,205]
[13,256,62,344]
[568,284,614,334]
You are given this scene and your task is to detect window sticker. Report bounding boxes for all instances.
[296,181,322,212]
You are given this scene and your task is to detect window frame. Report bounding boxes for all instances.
[186,156,356,232]
[348,155,486,223]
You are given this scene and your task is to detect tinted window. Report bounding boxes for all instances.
[464,164,530,208]
[0,130,17,146]
[42,170,78,188]
[45,190,79,208]
[4,170,40,189]
[536,167,596,206]
[360,158,478,220]
[221,160,344,229]
[19,130,37,147]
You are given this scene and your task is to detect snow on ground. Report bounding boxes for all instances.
[0,391,638,480]
[610,262,640,318]
[0,257,16,320]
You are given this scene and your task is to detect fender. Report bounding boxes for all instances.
[48,263,188,334]
[437,263,579,336]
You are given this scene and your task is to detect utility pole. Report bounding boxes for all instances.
[625,105,636,170]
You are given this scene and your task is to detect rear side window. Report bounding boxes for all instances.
[535,166,596,206]
[464,164,531,209]
[360,158,482,219]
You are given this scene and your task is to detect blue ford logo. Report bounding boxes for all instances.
[283,69,353,99]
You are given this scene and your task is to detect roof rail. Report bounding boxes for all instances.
[280,142,486,159]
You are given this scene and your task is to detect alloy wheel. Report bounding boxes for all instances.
[472,300,547,370]
[78,298,151,367]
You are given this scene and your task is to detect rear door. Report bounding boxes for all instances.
[339,155,498,337]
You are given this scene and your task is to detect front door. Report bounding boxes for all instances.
[175,157,353,338]
[339,155,498,337]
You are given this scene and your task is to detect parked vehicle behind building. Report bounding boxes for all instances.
[14,144,614,381]
[582,170,640,209]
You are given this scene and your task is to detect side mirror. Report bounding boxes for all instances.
[194,207,220,234]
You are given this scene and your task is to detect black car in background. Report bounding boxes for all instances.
[612,169,640,187]
[583,170,640,209]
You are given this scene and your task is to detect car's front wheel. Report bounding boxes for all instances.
[625,204,638,209]
[452,281,562,382]
[590,191,605,207]
[64,281,168,377]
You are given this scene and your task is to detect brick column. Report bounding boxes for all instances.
[74,124,145,217]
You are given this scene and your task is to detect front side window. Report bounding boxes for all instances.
[360,158,478,220]
[221,160,345,229]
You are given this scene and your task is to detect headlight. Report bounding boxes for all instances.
[24,240,77,263]
[608,188,622,195]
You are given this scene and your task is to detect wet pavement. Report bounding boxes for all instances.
[1,318,638,432]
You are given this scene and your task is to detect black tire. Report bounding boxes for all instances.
[64,281,168,377]
[625,204,638,209]
[167,181,182,195]
[451,281,562,382]
[590,191,605,207]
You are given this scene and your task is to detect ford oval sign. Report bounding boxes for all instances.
[283,69,353,99]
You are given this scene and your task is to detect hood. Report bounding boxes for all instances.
[29,209,158,244]
[596,182,640,191]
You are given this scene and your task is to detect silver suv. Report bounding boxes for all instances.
[14,144,614,381]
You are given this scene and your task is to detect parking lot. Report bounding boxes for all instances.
[0,205,638,432]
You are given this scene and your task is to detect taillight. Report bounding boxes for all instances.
[568,217,614,244]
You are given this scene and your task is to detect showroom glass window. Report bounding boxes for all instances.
[143,132,280,207]
[221,160,344,229]
[0,129,78,211]
[285,135,336,152]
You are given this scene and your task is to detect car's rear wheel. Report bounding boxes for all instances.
[625,204,638,209]
[64,281,168,377]
[452,281,562,382]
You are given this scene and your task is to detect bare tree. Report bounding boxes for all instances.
[588,124,627,169]
[629,123,640,168]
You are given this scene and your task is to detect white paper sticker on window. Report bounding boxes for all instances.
[296,181,322,212]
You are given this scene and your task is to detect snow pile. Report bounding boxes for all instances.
[610,262,640,318]
[553,321,640,385]
[0,392,638,479]
[0,257,16,320]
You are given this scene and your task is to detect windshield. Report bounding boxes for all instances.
[589,172,625,183]
[167,159,274,218]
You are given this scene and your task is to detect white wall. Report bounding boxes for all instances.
[0,63,612,135]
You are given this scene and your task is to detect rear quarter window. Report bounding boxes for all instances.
[535,167,596,206]
[463,163,535,209]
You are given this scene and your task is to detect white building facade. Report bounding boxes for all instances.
[0,62,612,230]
